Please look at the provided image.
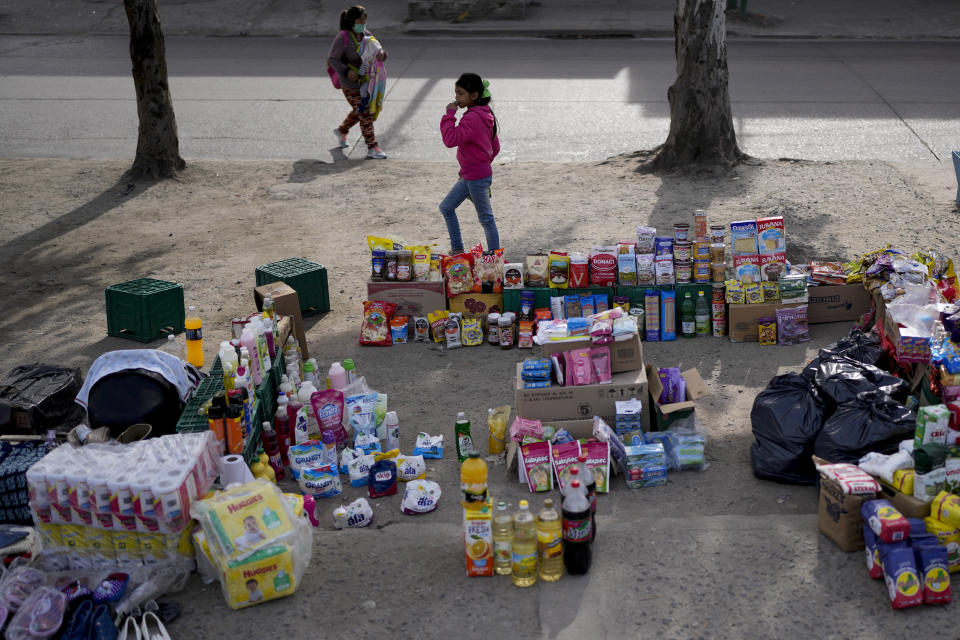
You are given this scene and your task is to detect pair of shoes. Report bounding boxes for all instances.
[366,146,388,159]
[62,600,117,640]
[119,614,141,640]
[141,611,171,640]
[93,573,129,604]
[117,423,152,444]
[67,425,112,446]
[333,128,349,148]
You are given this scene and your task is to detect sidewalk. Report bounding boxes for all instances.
[1,0,959,39]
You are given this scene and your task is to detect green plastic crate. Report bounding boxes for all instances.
[615,285,662,307]
[175,357,224,433]
[502,288,556,314]
[255,258,330,314]
[245,403,264,463]
[105,278,184,342]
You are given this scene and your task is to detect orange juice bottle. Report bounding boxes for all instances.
[185,305,204,367]
[461,451,488,510]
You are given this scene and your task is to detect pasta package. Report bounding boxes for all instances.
[359,300,397,346]
[442,253,477,298]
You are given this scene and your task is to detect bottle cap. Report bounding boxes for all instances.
[468,451,480,459]
[211,392,226,408]
[456,411,466,420]
[571,480,581,489]
[321,429,336,444]
[543,498,553,508]
[207,405,224,419]
[519,500,529,509]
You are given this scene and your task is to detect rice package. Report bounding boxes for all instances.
[348,451,375,487]
[396,454,426,481]
[862,499,911,543]
[548,251,570,289]
[401,480,441,515]
[359,300,397,346]
[625,443,667,489]
[413,432,444,459]
[582,440,611,493]
[551,441,582,492]
[817,463,881,495]
[569,252,589,288]
[880,545,923,609]
[915,545,952,605]
[298,464,341,499]
[520,441,553,492]
[525,254,549,287]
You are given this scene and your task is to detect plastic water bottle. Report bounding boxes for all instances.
[695,291,710,336]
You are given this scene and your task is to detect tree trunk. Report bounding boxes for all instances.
[645,0,745,173]
[124,0,185,180]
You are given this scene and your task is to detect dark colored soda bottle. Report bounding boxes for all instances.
[561,480,592,575]
[577,452,597,541]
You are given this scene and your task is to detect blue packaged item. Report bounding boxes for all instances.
[288,442,326,481]
[914,545,952,604]
[522,358,552,372]
[523,380,553,389]
[551,429,574,445]
[413,432,444,459]
[625,443,668,488]
[595,294,609,313]
[908,533,939,548]
[654,236,673,257]
[354,432,381,455]
[299,464,342,499]
[567,317,591,337]
[580,294,596,317]
[907,518,927,536]
[880,545,924,609]
[522,368,552,380]
[643,432,679,470]
[675,435,706,470]
[368,459,398,498]
[660,289,677,341]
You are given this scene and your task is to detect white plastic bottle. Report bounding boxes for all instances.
[328,362,347,390]
[298,380,319,432]
[384,411,400,450]
[240,328,262,385]
[219,340,239,372]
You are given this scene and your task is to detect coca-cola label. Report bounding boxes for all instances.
[563,516,591,542]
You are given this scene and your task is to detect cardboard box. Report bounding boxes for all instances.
[807,284,871,324]
[366,280,446,330]
[539,333,643,374]
[448,293,503,329]
[879,481,932,519]
[255,282,309,359]
[515,364,648,425]
[727,301,801,343]
[817,475,873,552]
[645,365,709,429]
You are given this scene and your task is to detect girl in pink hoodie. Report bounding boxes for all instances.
[439,73,501,253]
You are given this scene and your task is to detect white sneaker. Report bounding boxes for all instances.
[367,147,388,159]
[119,615,142,640]
[333,128,348,148]
[141,611,171,640]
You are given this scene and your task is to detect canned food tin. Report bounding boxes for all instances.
[673,240,692,262]
[694,210,708,241]
[675,261,693,283]
[711,282,725,302]
[673,223,690,242]
[712,316,727,337]
[693,260,711,283]
[694,241,711,260]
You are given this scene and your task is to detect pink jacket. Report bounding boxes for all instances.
[440,105,500,180]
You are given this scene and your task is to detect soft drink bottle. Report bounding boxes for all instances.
[536,498,563,582]
[562,480,592,575]
[261,422,285,481]
[492,501,513,576]
[185,306,204,367]
[511,500,537,587]
[460,451,488,510]
[577,452,597,541]
[695,290,710,336]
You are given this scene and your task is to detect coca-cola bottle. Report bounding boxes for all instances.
[577,452,597,541]
[561,479,592,575]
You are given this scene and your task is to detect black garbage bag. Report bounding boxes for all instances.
[750,373,826,485]
[0,364,85,435]
[814,356,909,407]
[813,391,916,464]
[819,330,887,369]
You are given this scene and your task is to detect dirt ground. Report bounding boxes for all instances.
[1,155,958,637]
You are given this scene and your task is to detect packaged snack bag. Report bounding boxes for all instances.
[744,282,764,304]
[401,480,441,515]
[477,249,505,293]
[762,280,780,301]
[444,316,463,349]
[396,454,426,481]
[348,452,375,487]
[590,246,618,286]
[406,245,431,281]
[503,263,524,289]
[413,316,430,342]
[368,450,399,498]
[583,440,611,492]
[915,545,952,604]
[428,311,448,343]
[862,499,911,543]
[333,498,374,529]
[590,346,612,384]
[725,280,745,304]
[569,253,589,288]
[880,545,923,609]
[551,441,582,492]
[636,226,656,254]
[390,316,409,344]
[442,253,477,297]
[520,441,553,492]
[299,464,341,499]
[359,300,397,346]
[462,317,484,346]
[525,254,549,287]
[810,261,847,285]
[548,251,570,289]
[413,432,444,459]
[776,305,810,345]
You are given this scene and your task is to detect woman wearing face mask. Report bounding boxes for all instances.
[328,5,388,159]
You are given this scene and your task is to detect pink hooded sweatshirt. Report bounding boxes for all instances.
[440,105,500,181]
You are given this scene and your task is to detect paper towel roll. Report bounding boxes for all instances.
[220,454,254,487]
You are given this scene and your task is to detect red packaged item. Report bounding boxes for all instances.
[551,441,582,492]
[359,300,397,346]
[589,246,618,286]
[442,253,477,298]
[881,546,923,609]
[915,545,952,605]
[476,248,505,293]
[810,261,847,285]
[569,253,589,288]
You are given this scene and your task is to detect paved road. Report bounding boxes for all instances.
[1,35,958,163]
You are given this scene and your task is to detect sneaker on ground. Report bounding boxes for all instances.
[333,128,348,148]
[367,147,388,159]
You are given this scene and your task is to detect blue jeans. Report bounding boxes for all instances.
[439,176,499,254]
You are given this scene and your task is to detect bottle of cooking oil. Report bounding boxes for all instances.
[492,501,513,575]
[536,498,563,582]
[511,500,537,587]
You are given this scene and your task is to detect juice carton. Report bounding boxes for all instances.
[756,216,785,254]
[464,499,493,577]
[730,220,758,256]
